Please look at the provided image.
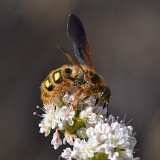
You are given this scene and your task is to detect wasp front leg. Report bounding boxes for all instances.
[52,82,72,100]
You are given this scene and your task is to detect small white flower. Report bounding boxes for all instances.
[93,105,108,116]
[80,107,97,124]
[85,96,96,106]
[73,138,81,148]
[51,130,62,149]
[108,151,119,160]
[63,132,77,145]
[76,127,87,139]
[62,92,71,104]
[82,140,96,159]
[86,127,97,138]
[42,106,57,129]
[96,144,106,153]
[39,122,51,137]
[72,139,96,160]
[57,121,67,130]
[62,92,78,105]
[58,106,75,126]
[120,149,134,159]
[111,121,121,131]
[61,148,73,160]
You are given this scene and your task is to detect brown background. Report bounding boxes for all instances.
[0,0,160,160]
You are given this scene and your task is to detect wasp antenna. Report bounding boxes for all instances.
[54,43,75,65]
[54,43,65,55]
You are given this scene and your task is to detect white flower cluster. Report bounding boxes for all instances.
[39,104,75,137]
[37,92,139,160]
[62,118,139,160]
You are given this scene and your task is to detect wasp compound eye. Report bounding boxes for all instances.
[64,68,72,78]
[45,79,54,91]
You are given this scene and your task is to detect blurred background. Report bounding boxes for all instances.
[0,0,160,160]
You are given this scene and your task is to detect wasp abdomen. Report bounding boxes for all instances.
[53,70,62,84]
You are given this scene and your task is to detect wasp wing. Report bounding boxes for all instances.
[67,14,94,70]
[55,44,90,81]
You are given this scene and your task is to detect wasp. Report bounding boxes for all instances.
[41,14,111,108]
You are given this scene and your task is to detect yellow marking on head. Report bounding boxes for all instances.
[54,72,60,81]
[45,80,50,88]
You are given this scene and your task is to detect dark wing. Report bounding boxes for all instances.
[67,14,94,70]
[55,44,91,82]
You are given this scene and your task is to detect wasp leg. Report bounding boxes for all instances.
[71,88,85,106]
[106,104,109,118]
[103,102,106,108]
[75,86,94,104]
[52,82,71,100]
[81,90,92,102]
[103,102,109,118]
[95,98,99,106]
